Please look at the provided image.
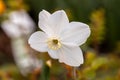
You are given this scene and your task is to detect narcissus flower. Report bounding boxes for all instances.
[28,10,90,66]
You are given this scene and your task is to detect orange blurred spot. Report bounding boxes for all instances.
[0,0,6,15]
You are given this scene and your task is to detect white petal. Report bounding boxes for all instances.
[58,45,84,67]
[38,10,53,36]
[49,10,69,35]
[61,22,90,46]
[28,31,48,52]
[47,49,59,59]
[1,20,22,38]
[39,10,51,20]
[19,10,35,34]
[9,11,22,25]
[9,10,35,34]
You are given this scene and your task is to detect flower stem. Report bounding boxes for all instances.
[73,67,77,80]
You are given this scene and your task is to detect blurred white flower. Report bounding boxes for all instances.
[28,10,90,67]
[12,38,42,76]
[1,9,35,38]
[1,9,42,75]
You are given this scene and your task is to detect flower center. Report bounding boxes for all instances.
[47,38,61,50]
[52,39,58,44]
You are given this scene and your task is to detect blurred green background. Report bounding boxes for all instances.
[0,0,120,80]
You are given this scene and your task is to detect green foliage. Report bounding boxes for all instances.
[78,51,120,80]
[0,64,27,80]
[88,8,106,51]
[40,64,50,80]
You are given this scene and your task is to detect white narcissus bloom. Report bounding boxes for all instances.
[28,10,91,67]
[1,9,35,38]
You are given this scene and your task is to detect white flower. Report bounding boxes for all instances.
[12,38,42,76]
[28,10,90,67]
[1,9,35,38]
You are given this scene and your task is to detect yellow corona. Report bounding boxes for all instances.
[47,37,62,50]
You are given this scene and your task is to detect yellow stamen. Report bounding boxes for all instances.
[47,37,61,50]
